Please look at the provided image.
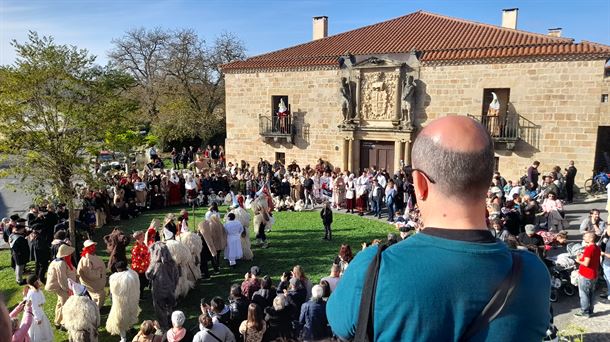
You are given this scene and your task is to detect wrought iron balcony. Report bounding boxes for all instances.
[469,113,540,150]
[259,114,295,143]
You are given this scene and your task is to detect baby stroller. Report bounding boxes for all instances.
[544,242,582,302]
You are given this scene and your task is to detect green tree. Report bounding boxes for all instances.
[0,32,138,246]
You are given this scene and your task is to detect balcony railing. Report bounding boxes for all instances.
[469,113,540,150]
[259,114,295,142]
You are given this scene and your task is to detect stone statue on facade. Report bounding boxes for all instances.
[401,75,416,127]
[340,77,354,123]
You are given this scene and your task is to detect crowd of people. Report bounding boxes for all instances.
[2,116,610,341]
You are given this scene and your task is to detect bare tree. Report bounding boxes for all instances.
[109,27,170,117]
[109,28,245,145]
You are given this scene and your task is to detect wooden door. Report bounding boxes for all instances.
[360,141,394,174]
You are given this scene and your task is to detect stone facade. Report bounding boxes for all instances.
[225,69,345,168]
[420,59,610,183]
[225,58,610,184]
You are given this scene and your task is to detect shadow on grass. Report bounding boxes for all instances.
[1,205,395,341]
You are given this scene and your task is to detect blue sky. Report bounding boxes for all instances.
[1,0,609,66]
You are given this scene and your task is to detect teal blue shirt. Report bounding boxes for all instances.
[327,232,550,341]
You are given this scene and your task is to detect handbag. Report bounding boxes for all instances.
[353,245,523,342]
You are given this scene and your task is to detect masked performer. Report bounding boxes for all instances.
[146,242,180,332]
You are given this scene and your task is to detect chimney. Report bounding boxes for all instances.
[501,8,518,29]
[548,27,562,37]
[313,16,328,40]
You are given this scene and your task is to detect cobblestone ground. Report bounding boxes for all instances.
[552,195,610,341]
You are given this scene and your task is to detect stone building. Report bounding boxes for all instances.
[222,9,610,183]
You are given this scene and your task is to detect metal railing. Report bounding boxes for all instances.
[469,113,541,149]
[259,114,294,136]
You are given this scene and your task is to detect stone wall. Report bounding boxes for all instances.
[225,58,610,185]
[224,69,346,170]
[420,59,610,184]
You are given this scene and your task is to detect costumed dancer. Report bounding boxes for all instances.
[253,200,270,248]
[62,282,100,342]
[197,220,219,279]
[146,242,180,332]
[177,231,203,283]
[134,176,148,209]
[165,235,194,298]
[223,213,244,266]
[106,261,141,342]
[24,275,53,342]
[168,171,182,206]
[45,244,77,328]
[131,231,151,294]
[9,219,29,285]
[145,218,161,247]
[209,215,227,269]
[185,173,198,206]
[103,227,131,273]
[355,172,369,215]
[163,214,178,241]
[76,240,107,309]
[232,196,253,260]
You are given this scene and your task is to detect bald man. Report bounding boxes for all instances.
[327,116,550,341]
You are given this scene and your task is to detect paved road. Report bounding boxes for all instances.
[551,195,610,339]
[0,168,32,249]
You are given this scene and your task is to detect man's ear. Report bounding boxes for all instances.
[413,170,428,200]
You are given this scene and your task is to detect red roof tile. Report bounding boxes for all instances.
[223,11,610,71]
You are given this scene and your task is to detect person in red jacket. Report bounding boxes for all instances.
[575,232,601,317]
[131,231,151,295]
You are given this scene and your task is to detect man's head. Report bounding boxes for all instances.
[583,231,596,244]
[532,161,540,168]
[589,209,600,221]
[569,160,574,166]
[330,264,341,277]
[411,116,494,201]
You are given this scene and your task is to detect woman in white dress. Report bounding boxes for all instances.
[223,212,244,266]
[25,275,53,342]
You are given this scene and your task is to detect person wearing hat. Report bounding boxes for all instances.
[29,222,51,284]
[77,240,107,308]
[9,219,30,285]
[517,224,545,258]
[0,215,19,243]
[45,243,77,327]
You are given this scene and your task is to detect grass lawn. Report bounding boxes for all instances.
[0,205,395,341]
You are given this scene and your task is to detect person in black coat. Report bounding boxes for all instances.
[29,223,51,283]
[252,275,276,309]
[228,284,249,337]
[264,294,294,341]
[9,220,30,285]
[320,202,333,241]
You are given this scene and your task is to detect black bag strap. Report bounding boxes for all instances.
[459,252,523,341]
[206,330,223,342]
[354,243,388,342]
